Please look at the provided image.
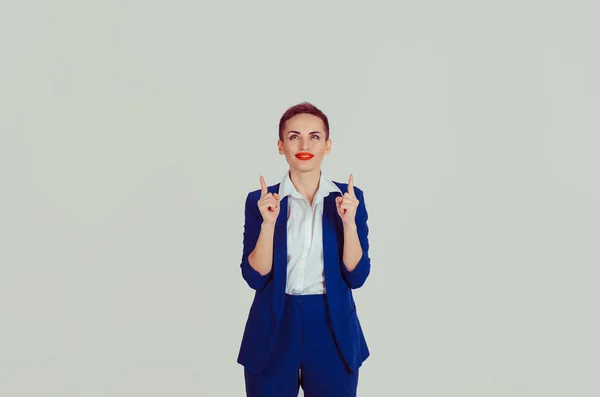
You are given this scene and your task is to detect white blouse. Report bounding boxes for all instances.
[278,170,342,295]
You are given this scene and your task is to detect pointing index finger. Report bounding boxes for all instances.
[348,173,355,197]
[260,175,268,197]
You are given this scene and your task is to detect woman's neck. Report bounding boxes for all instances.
[289,168,321,202]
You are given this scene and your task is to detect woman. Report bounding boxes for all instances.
[237,102,371,397]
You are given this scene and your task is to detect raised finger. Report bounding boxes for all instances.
[260,175,268,197]
[348,173,355,197]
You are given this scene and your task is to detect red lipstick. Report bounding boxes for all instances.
[295,152,314,160]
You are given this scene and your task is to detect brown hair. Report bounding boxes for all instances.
[278,102,330,141]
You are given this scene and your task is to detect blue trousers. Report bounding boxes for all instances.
[244,293,359,397]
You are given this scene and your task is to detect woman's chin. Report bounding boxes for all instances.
[289,164,321,173]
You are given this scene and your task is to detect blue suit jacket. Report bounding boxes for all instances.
[237,180,371,374]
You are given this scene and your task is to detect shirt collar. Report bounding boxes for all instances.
[278,170,342,201]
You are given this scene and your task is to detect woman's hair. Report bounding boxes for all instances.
[278,102,330,141]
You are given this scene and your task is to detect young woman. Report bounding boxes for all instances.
[237,102,371,397]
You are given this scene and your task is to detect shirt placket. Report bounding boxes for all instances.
[298,199,313,292]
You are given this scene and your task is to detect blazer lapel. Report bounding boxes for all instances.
[272,194,288,316]
[322,191,343,316]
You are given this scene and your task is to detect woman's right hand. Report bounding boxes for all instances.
[258,175,280,225]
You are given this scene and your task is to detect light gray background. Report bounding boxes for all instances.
[1,1,599,396]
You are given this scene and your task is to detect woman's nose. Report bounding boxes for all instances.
[300,139,310,150]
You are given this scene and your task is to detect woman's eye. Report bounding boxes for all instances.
[312,135,320,139]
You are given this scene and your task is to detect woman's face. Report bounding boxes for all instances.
[278,113,331,173]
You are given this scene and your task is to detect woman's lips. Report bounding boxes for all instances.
[295,152,314,160]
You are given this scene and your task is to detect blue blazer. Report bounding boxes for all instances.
[237,180,371,374]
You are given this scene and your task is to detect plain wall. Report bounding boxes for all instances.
[1,0,599,396]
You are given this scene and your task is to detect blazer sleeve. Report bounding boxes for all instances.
[341,187,371,289]
[240,191,272,291]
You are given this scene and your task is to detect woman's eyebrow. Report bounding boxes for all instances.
[287,131,322,135]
